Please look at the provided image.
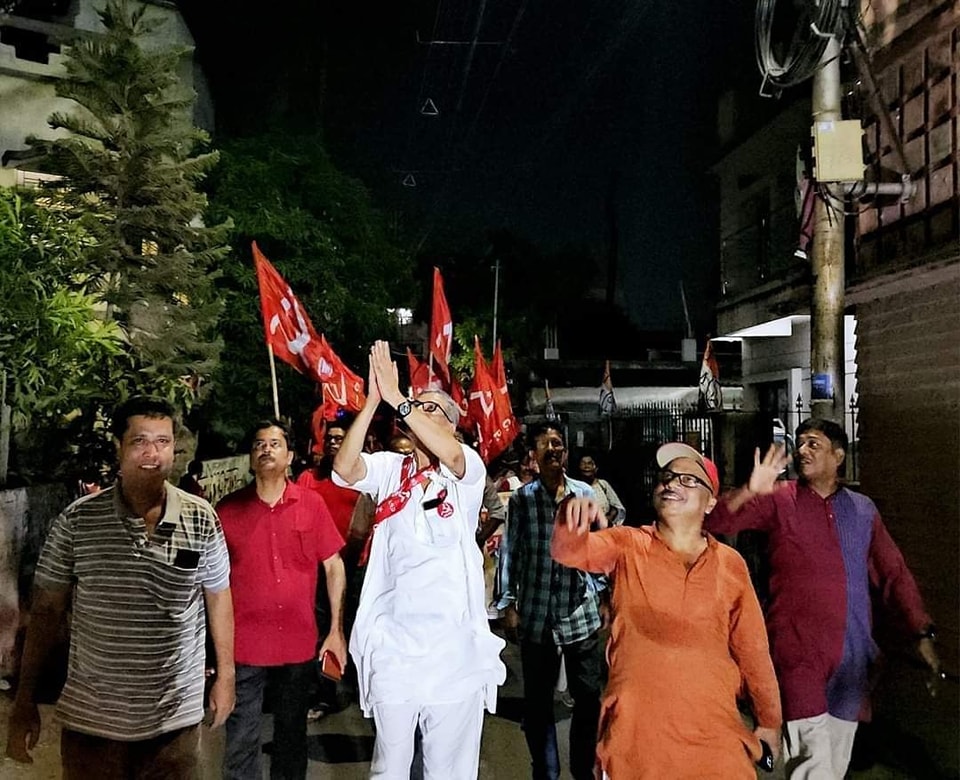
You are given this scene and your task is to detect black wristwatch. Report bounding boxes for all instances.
[918,625,937,641]
[396,400,413,419]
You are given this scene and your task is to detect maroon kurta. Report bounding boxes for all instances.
[706,482,930,721]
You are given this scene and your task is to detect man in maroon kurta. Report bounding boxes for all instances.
[706,418,938,778]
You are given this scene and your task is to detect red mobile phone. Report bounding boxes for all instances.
[320,650,342,682]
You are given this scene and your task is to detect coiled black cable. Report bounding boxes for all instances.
[755,0,848,90]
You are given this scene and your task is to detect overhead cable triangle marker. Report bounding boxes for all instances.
[402,173,417,187]
[420,98,440,117]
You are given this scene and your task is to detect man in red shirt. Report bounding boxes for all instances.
[218,420,347,780]
[297,422,360,541]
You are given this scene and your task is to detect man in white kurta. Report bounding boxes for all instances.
[334,340,506,779]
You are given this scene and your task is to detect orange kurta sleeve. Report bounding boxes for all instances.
[551,522,629,574]
[725,548,783,728]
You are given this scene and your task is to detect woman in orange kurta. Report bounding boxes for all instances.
[552,445,782,779]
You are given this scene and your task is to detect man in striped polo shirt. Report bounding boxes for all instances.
[5,397,235,778]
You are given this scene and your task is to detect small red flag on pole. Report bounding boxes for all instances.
[429,267,453,386]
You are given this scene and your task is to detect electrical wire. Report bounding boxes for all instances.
[410,0,656,252]
[405,0,535,253]
[819,182,871,217]
[755,0,848,90]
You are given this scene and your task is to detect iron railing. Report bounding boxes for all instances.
[770,394,859,483]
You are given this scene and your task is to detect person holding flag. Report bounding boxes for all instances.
[333,341,506,779]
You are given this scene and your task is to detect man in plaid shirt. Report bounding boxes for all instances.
[498,422,604,780]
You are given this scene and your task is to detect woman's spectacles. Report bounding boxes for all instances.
[657,469,711,491]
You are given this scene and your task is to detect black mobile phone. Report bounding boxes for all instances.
[756,740,774,773]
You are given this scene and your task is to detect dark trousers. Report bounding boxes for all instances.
[520,633,602,780]
[225,661,314,780]
[61,724,199,779]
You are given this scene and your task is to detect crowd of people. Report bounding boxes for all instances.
[3,339,941,780]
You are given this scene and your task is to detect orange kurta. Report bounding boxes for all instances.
[552,524,781,779]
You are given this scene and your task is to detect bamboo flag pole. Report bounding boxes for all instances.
[267,344,281,419]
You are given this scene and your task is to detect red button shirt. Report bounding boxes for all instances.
[296,468,359,540]
[217,481,344,666]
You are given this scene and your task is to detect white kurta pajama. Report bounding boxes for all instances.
[334,446,506,778]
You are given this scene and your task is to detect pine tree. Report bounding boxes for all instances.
[27,0,226,405]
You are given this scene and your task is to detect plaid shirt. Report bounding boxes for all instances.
[498,476,603,645]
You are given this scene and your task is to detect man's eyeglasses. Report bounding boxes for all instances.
[412,399,454,423]
[657,469,712,492]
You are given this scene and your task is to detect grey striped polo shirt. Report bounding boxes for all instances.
[34,482,230,740]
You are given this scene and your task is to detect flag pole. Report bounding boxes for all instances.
[429,268,435,389]
[267,344,281,418]
[492,258,500,346]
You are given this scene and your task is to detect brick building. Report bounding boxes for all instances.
[849,3,958,771]
[712,0,957,772]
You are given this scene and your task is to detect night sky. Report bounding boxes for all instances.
[184,0,761,334]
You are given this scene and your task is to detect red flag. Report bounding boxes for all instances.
[599,359,616,416]
[252,241,323,382]
[406,348,431,395]
[491,341,518,448]
[468,338,515,463]
[316,335,366,418]
[451,377,473,431]
[468,338,497,462]
[252,242,365,414]
[429,267,453,386]
[699,339,722,411]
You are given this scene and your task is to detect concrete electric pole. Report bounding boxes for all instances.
[809,36,846,422]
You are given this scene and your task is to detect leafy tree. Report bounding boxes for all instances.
[0,190,126,481]
[201,131,412,447]
[26,0,227,408]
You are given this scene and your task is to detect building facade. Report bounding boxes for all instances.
[0,0,212,187]
[849,4,958,771]
[713,1,958,772]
